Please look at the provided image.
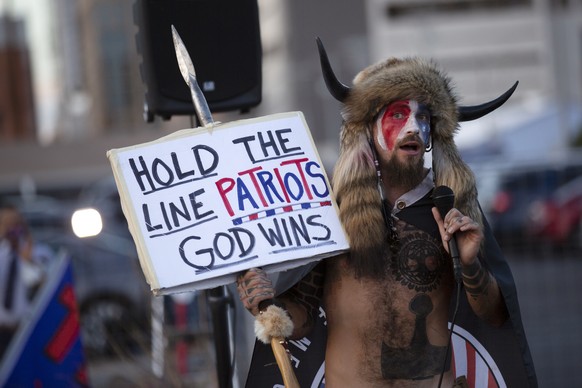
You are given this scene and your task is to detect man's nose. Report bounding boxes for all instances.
[405,119,420,134]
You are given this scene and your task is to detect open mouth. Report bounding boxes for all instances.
[399,141,421,153]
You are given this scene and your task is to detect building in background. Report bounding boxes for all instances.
[0,14,36,143]
[53,0,146,140]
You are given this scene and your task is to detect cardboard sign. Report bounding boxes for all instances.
[107,112,348,294]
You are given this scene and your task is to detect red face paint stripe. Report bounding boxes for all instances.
[381,101,411,150]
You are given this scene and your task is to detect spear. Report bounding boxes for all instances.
[171,25,214,127]
[171,25,299,388]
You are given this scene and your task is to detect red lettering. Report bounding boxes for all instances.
[273,168,290,203]
[216,178,236,216]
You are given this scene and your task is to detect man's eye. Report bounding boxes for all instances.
[417,114,429,122]
[393,112,404,119]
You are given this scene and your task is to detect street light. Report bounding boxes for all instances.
[71,208,103,238]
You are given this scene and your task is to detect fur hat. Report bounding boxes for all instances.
[317,38,517,260]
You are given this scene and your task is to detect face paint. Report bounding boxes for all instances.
[375,100,431,152]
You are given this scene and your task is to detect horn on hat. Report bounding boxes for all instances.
[458,81,519,122]
[316,37,350,103]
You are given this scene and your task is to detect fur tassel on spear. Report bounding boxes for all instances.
[255,301,300,387]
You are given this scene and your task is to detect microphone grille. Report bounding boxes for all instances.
[433,185,455,215]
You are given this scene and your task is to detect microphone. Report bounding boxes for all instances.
[433,186,462,283]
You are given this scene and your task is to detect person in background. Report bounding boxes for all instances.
[0,205,46,359]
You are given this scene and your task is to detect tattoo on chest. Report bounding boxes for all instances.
[381,293,448,380]
[390,222,448,293]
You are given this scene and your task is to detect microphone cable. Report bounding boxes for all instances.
[437,277,462,388]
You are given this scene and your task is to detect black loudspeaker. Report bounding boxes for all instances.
[133,0,262,122]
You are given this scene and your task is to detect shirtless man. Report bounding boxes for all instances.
[238,46,521,386]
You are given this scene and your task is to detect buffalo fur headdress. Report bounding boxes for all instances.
[317,38,517,262]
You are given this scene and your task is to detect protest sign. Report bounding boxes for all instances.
[107,112,349,294]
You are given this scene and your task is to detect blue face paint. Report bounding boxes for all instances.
[415,103,431,146]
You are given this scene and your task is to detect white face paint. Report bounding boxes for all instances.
[375,100,431,152]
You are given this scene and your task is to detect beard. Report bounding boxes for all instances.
[383,142,426,191]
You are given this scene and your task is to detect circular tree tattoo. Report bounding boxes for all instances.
[390,229,447,292]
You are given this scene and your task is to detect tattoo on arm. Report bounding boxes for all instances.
[462,257,508,326]
[462,259,491,300]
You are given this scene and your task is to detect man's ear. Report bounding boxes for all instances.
[425,135,433,152]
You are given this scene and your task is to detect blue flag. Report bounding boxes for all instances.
[0,254,88,387]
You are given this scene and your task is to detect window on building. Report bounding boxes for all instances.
[386,0,532,19]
